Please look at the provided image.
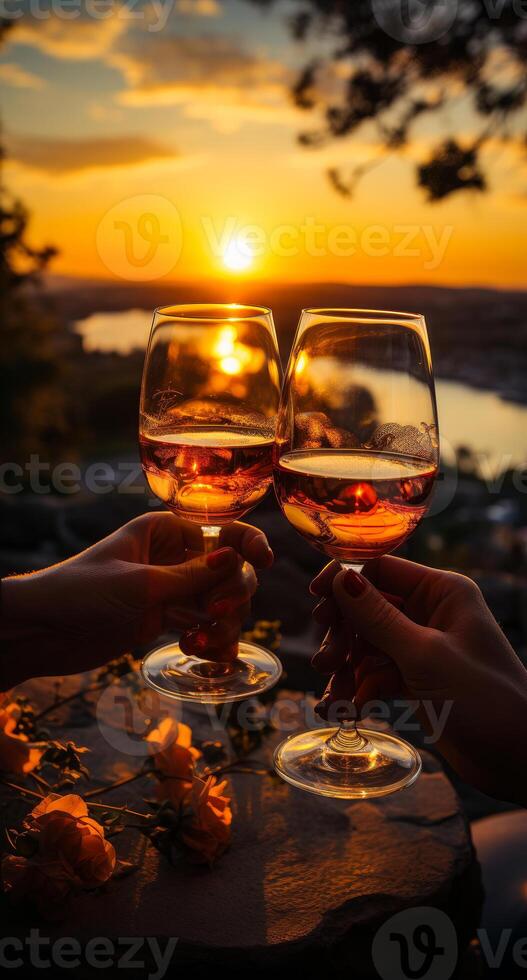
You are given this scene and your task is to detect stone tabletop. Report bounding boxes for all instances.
[1,673,482,978]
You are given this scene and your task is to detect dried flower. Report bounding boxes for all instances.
[0,694,44,774]
[182,774,232,865]
[146,718,200,809]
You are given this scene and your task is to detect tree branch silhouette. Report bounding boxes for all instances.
[249,0,527,200]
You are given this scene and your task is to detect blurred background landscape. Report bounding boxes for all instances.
[1,2,527,813]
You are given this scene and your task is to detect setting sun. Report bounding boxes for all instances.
[222,239,253,272]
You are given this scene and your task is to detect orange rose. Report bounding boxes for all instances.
[146,718,200,809]
[1,794,116,919]
[0,695,43,774]
[182,774,232,865]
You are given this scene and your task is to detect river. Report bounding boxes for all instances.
[75,308,527,473]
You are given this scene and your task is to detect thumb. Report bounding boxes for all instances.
[149,547,239,601]
[332,568,428,671]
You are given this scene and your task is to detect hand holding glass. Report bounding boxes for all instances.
[140,304,282,703]
[273,309,439,798]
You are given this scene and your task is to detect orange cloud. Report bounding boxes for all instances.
[9,15,125,60]
[6,134,176,174]
[112,31,295,129]
[115,32,287,92]
[176,0,221,15]
[0,62,45,88]
[6,13,293,130]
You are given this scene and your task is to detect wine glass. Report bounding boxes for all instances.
[273,309,439,797]
[139,304,282,703]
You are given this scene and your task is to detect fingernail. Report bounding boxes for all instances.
[206,547,236,571]
[343,569,367,598]
[264,547,274,567]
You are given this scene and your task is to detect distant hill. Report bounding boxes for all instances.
[45,277,527,402]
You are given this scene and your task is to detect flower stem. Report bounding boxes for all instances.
[0,777,43,800]
[87,801,151,820]
[33,682,107,722]
[84,770,147,799]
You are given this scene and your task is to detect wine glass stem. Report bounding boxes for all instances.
[326,719,368,754]
[189,524,236,678]
[201,524,222,554]
[327,561,365,752]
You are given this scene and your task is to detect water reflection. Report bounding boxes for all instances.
[76,309,527,473]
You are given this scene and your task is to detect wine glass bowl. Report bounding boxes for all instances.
[139,304,283,703]
[273,309,439,798]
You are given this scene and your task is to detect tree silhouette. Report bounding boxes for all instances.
[0,21,73,465]
[251,0,527,200]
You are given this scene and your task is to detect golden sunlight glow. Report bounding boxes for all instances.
[295,351,308,376]
[212,325,265,376]
[220,355,243,375]
[223,239,253,272]
[214,325,237,358]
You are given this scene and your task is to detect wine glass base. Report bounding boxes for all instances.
[141,640,282,704]
[274,726,422,799]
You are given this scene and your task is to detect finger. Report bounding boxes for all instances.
[355,665,402,714]
[163,603,211,630]
[148,547,240,601]
[180,619,240,663]
[310,560,341,597]
[141,512,203,564]
[93,512,187,565]
[219,523,274,569]
[355,652,399,690]
[315,662,356,721]
[312,596,338,627]
[311,625,349,674]
[363,555,446,599]
[332,568,432,671]
[206,562,258,616]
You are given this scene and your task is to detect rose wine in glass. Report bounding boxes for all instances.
[139,304,282,703]
[139,428,274,525]
[273,309,439,798]
[274,449,438,563]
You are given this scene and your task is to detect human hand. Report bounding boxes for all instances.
[0,513,273,687]
[310,557,527,805]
